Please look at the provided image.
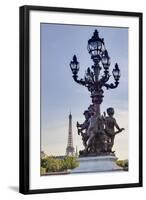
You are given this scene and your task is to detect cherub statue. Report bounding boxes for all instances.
[85,105,97,151]
[85,104,105,153]
[77,110,90,148]
[104,107,124,153]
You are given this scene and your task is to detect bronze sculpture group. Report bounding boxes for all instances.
[70,30,125,157]
[77,106,124,156]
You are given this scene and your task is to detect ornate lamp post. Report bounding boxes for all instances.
[70,30,121,116]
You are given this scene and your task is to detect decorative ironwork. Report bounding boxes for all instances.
[70,30,124,156]
[70,29,121,115]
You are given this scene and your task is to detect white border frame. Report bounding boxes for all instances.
[29,10,139,190]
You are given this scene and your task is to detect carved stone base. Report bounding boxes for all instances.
[71,155,123,173]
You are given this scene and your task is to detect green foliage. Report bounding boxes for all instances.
[41,156,79,173]
[116,159,128,170]
[40,167,46,174]
[41,158,48,169]
[62,156,79,170]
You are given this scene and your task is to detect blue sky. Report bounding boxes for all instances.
[40,23,128,159]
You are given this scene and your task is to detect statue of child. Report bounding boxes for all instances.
[104,107,124,152]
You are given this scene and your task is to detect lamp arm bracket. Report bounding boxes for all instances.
[99,73,110,87]
[73,75,86,86]
[104,81,119,89]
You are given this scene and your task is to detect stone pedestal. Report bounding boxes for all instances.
[71,155,123,173]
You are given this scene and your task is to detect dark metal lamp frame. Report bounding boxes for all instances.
[19,5,143,194]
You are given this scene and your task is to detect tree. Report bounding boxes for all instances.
[40,156,79,173]
[116,159,128,171]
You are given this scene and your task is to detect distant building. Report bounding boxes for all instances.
[41,113,76,158]
[66,112,75,156]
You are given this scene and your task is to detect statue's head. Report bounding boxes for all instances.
[83,110,90,119]
[107,107,114,116]
[88,104,95,115]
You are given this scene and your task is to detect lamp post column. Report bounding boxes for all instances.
[91,61,103,116]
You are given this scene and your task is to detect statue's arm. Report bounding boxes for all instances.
[114,118,125,133]
[77,121,85,129]
[114,119,121,130]
[81,121,87,129]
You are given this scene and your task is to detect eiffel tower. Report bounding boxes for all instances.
[66,112,75,156]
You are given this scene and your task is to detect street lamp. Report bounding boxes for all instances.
[101,50,111,71]
[112,63,120,81]
[70,55,79,75]
[70,29,121,115]
[87,30,105,63]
